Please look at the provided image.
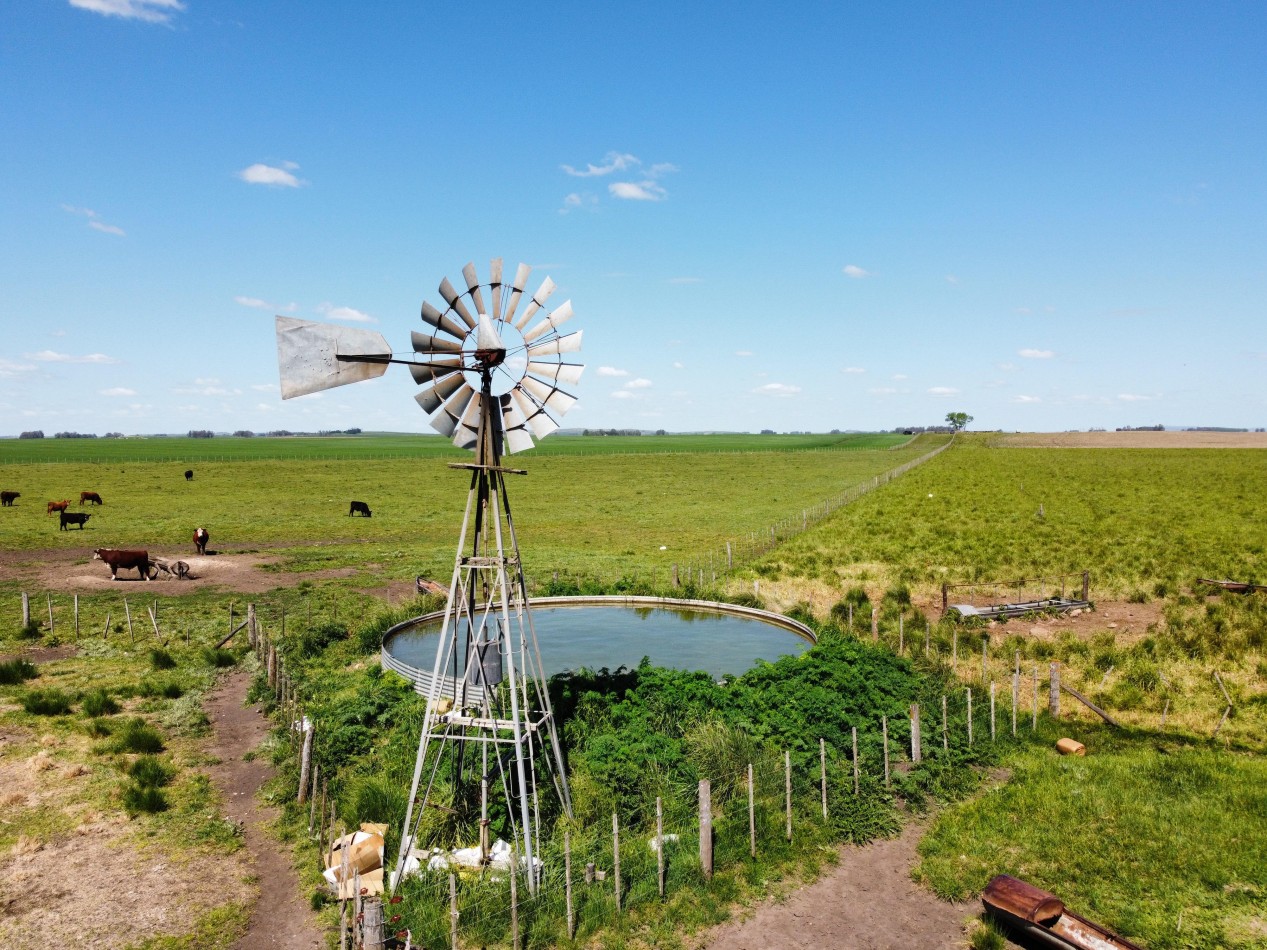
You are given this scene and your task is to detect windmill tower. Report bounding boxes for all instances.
[275,259,582,894]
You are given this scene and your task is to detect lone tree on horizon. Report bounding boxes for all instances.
[945,411,973,431]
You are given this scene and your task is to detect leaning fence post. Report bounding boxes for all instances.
[910,704,921,763]
[1049,662,1061,718]
[699,779,713,879]
[124,598,134,642]
[47,594,54,636]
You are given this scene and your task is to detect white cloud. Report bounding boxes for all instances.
[1019,348,1054,359]
[597,366,629,377]
[625,378,652,390]
[611,390,634,400]
[234,296,271,309]
[0,358,37,377]
[1014,395,1042,403]
[238,163,306,187]
[842,367,865,374]
[62,204,124,236]
[558,192,598,214]
[251,383,278,392]
[892,374,908,381]
[928,386,959,396]
[101,386,137,396]
[842,264,870,279]
[26,350,119,364]
[735,350,753,357]
[317,303,375,323]
[609,181,667,201]
[672,361,684,369]
[754,383,801,397]
[1118,393,1156,402]
[945,274,960,285]
[69,0,184,24]
[561,152,639,177]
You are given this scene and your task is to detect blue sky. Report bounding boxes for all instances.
[2,1,1265,437]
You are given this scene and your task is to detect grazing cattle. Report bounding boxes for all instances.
[349,501,372,517]
[193,527,209,554]
[48,500,70,516]
[93,548,153,581]
[184,469,193,481]
[1,491,18,507]
[80,491,103,506]
[60,511,90,530]
[152,557,190,579]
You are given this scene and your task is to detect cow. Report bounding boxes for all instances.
[93,548,153,581]
[1,491,18,507]
[349,501,372,517]
[152,557,190,579]
[184,470,193,481]
[48,500,70,515]
[80,491,103,506]
[60,511,90,530]
[193,527,209,554]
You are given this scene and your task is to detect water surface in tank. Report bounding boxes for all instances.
[385,603,812,679]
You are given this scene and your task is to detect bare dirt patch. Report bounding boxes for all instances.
[206,669,324,949]
[701,820,979,950]
[994,431,1267,449]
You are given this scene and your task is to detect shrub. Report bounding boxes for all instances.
[0,658,37,685]
[22,688,73,715]
[128,755,174,788]
[81,689,120,717]
[149,648,177,670]
[138,679,184,700]
[122,784,168,816]
[114,717,165,754]
[17,621,42,641]
[85,717,113,737]
[201,647,237,668]
[297,621,349,658]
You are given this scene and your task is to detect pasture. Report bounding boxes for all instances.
[1,431,1264,949]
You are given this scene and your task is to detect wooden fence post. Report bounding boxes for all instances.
[564,831,574,938]
[21,592,30,629]
[1049,662,1060,718]
[898,615,904,653]
[990,683,996,740]
[656,796,665,898]
[851,727,859,794]
[819,738,828,819]
[47,594,54,636]
[74,593,79,641]
[882,716,890,788]
[124,598,134,642]
[747,764,756,857]
[967,688,973,745]
[942,695,948,751]
[910,704,921,763]
[248,603,258,649]
[509,842,520,950]
[1012,672,1019,736]
[448,873,459,950]
[699,780,713,879]
[784,751,793,840]
[298,722,314,804]
[871,607,878,641]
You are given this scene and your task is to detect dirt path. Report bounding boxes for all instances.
[702,821,979,950]
[205,669,326,949]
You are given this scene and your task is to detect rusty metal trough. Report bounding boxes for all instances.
[982,875,1144,950]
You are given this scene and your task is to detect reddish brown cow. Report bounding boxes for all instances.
[93,548,153,581]
[80,491,103,506]
[48,500,70,515]
[193,527,209,554]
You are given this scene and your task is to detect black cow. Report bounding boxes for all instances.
[0,491,18,507]
[349,501,372,517]
[60,511,90,530]
[184,469,193,481]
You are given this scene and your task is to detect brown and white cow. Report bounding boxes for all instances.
[1,491,19,507]
[93,548,153,580]
[80,491,103,506]
[193,527,209,554]
[60,511,90,530]
[48,500,70,515]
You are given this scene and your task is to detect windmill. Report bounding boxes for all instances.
[275,258,581,895]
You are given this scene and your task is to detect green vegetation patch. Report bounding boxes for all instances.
[918,727,1267,949]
